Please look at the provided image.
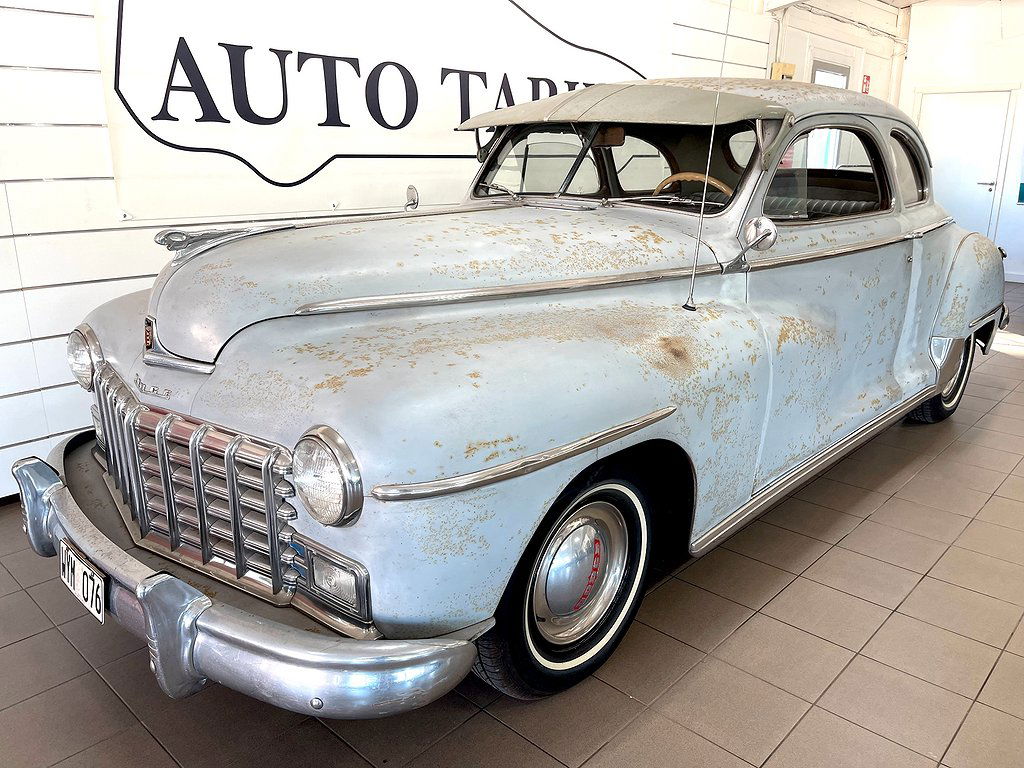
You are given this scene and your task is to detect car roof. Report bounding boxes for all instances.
[457,77,914,130]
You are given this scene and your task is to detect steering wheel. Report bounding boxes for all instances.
[653,172,734,197]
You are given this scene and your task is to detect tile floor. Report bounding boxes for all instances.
[3,285,1024,767]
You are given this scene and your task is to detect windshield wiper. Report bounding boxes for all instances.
[478,182,522,201]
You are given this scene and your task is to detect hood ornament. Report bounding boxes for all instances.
[154,228,245,252]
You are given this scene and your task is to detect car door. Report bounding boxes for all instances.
[743,115,916,490]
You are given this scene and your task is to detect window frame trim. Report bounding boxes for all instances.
[756,119,896,227]
[889,128,931,209]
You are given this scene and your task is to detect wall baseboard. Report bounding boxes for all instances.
[1005,272,1024,284]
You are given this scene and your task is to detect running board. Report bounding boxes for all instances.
[689,385,938,556]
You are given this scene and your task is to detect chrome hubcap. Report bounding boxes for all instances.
[531,500,628,646]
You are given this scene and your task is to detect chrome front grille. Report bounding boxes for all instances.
[92,365,298,599]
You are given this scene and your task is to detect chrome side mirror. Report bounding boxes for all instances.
[405,185,419,211]
[743,216,778,252]
[723,216,777,274]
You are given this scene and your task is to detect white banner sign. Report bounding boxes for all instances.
[98,0,671,219]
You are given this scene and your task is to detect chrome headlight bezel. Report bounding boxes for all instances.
[66,325,103,391]
[292,425,363,526]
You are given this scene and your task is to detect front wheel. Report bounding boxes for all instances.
[906,333,977,424]
[473,480,651,699]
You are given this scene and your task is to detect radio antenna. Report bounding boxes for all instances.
[683,0,734,312]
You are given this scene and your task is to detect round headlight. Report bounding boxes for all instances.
[292,427,363,526]
[66,329,97,390]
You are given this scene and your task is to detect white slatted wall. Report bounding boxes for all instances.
[672,0,773,77]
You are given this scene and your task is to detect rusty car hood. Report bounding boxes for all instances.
[151,203,719,363]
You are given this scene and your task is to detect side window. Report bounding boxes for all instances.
[765,127,887,221]
[611,136,672,192]
[728,129,757,169]
[889,132,926,205]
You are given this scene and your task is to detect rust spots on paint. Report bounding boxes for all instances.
[465,435,515,460]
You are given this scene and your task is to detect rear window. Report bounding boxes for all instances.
[765,127,887,221]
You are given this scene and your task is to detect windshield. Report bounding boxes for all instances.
[476,121,758,211]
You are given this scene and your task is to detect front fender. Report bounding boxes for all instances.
[933,231,1005,339]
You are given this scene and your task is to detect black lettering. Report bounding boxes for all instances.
[528,77,557,101]
[297,52,361,127]
[441,67,487,123]
[494,73,515,109]
[219,43,292,125]
[365,61,418,130]
[152,37,229,123]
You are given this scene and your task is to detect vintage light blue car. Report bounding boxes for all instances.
[13,78,1006,717]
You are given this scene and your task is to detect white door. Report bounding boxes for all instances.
[918,91,1010,236]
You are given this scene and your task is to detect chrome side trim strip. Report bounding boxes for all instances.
[748,217,954,272]
[371,406,677,501]
[690,385,938,556]
[143,351,216,375]
[296,266,722,317]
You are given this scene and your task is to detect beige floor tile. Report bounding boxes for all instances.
[862,613,1000,698]
[824,455,921,495]
[763,498,862,543]
[916,458,1007,494]
[0,590,52,648]
[406,712,563,768]
[1007,622,1024,656]
[938,440,1022,473]
[898,577,1023,648]
[871,498,972,543]
[839,520,947,574]
[583,710,749,768]
[323,691,477,768]
[0,547,58,589]
[763,706,936,768]
[712,613,853,701]
[594,622,703,704]
[0,673,137,768]
[895,476,990,518]
[793,477,889,518]
[970,374,1017,394]
[0,629,90,710]
[762,576,891,651]
[819,656,971,761]
[803,548,920,609]
[976,496,1024,532]
[853,442,933,471]
[654,656,809,766]
[930,547,1024,606]
[959,395,998,414]
[943,703,1024,768]
[50,724,179,768]
[957,426,1024,457]
[955,520,1024,566]
[679,548,794,609]
[722,521,831,574]
[487,677,643,768]
[0,508,29,558]
[874,421,963,456]
[975,412,1024,437]
[977,652,1024,720]
[947,407,986,427]
[637,579,752,652]
[996,473,1024,502]
[989,401,1024,421]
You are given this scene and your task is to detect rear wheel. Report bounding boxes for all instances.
[907,333,976,424]
[473,480,651,698]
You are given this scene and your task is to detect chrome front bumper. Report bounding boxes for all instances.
[12,434,477,719]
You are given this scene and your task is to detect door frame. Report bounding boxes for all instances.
[911,84,1018,239]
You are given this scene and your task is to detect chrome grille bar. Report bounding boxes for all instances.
[223,435,247,579]
[261,447,283,593]
[188,424,213,564]
[154,413,182,551]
